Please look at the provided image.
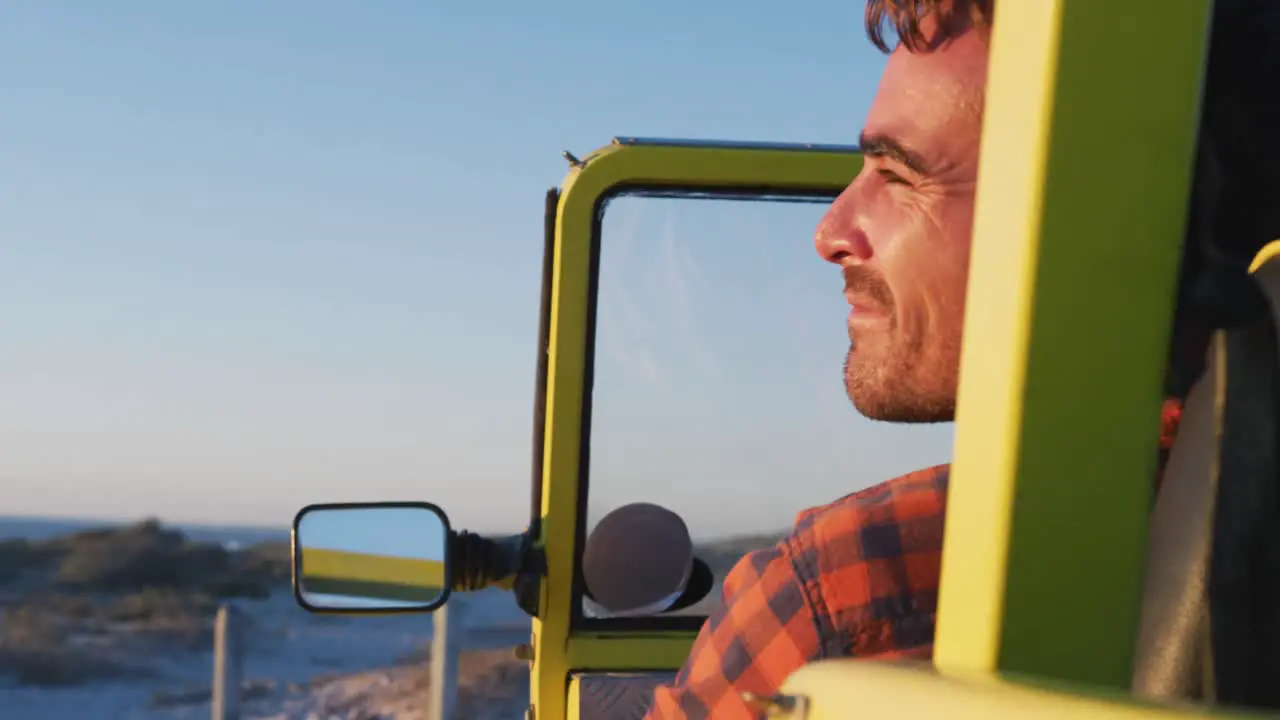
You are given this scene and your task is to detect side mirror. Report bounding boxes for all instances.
[292,502,452,613]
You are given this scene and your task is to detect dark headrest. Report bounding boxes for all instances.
[1166,1,1280,399]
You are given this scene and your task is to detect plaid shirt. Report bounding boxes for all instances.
[645,464,947,719]
[646,399,1185,720]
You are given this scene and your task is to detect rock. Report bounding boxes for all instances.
[54,520,232,591]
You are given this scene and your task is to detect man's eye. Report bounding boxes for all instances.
[877,168,910,185]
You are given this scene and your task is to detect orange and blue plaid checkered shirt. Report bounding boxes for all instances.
[646,399,1184,719]
[646,465,947,719]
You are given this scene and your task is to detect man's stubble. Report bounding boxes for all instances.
[843,332,958,423]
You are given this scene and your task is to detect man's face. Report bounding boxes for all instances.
[814,27,988,422]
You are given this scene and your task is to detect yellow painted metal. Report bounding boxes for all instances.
[779,661,1263,719]
[564,634,695,669]
[552,634,697,720]
[1248,240,1280,274]
[566,677,583,720]
[937,0,1211,687]
[533,138,861,720]
[298,547,445,587]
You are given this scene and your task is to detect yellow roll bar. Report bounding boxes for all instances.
[938,0,1210,685]
[777,0,1227,717]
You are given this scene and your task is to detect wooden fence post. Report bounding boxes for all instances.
[212,603,246,720]
[427,600,466,720]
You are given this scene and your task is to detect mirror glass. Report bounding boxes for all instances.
[294,504,449,611]
[584,192,955,618]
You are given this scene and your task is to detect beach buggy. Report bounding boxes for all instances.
[289,2,1280,718]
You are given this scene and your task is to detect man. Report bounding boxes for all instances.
[642,4,988,717]
[645,1,1181,717]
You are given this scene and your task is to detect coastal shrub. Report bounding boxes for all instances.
[235,540,291,581]
[0,647,146,686]
[0,601,144,686]
[102,588,218,649]
[0,538,59,584]
[55,521,233,591]
[105,587,217,623]
[0,602,66,648]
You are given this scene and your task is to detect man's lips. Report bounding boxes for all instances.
[844,290,889,318]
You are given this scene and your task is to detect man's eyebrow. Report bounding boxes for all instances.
[858,131,933,175]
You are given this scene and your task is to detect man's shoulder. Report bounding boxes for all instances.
[792,463,951,533]
[780,464,950,657]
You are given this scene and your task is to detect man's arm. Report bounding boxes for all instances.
[646,541,820,720]
[646,467,951,719]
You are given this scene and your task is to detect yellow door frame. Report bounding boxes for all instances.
[534,138,863,720]
[938,0,1211,685]
[782,0,1221,717]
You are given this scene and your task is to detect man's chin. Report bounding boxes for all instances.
[844,365,893,420]
[846,381,897,421]
[848,389,953,423]
[844,347,897,419]
[844,358,954,424]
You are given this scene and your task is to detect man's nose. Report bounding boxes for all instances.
[814,185,873,265]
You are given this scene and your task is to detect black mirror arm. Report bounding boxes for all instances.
[447,527,546,614]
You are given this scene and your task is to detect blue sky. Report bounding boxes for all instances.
[0,2,953,538]
[297,505,446,561]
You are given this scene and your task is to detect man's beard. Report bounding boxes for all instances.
[843,342,955,423]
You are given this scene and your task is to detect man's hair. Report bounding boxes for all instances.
[864,0,995,53]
